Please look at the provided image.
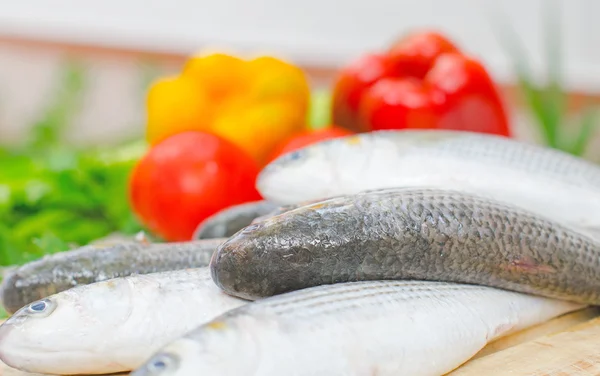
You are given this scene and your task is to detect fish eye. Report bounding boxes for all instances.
[146,353,178,373]
[279,150,302,163]
[24,298,55,317]
[150,360,166,370]
[28,300,48,313]
[288,151,302,160]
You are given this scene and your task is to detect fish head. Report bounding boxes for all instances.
[133,317,259,376]
[256,131,413,204]
[257,144,332,204]
[257,133,373,204]
[211,198,355,299]
[0,277,136,374]
[210,219,283,300]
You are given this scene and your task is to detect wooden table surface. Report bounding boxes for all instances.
[1,307,600,376]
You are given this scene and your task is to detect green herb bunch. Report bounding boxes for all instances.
[495,0,599,157]
[0,61,147,266]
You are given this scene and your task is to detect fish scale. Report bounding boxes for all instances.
[381,131,600,187]
[264,130,600,190]
[132,280,583,376]
[211,188,600,304]
[259,281,481,317]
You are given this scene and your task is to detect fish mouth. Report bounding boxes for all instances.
[210,236,261,300]
[0,323,49,372]
[0,321,14,352]
[0,343,128,375]
[0,321,129,374]
[209,241,238,294]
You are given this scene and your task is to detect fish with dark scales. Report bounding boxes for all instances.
[211,188,600,304]
[250,199,325,224]
[1,238,226,314]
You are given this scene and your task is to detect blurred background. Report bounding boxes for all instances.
[1,0,599,148]
[1,0,599,268]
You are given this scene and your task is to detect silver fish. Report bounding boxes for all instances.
[0,267,246,375]
[256,129,600,230]
[133,281,582,376]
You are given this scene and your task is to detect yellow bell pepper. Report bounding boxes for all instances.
[145,52,310,166]
[183,53,249,102]
[246,56,310,110]
[146,75,213,146]
[212,99,306,164]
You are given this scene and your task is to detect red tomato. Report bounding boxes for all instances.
[268,126,355,162]
[129,131,262,241]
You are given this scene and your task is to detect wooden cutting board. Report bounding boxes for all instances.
[448,308,600,375]
[1,307,600,376]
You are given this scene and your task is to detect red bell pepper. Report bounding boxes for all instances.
[331,53,393,132]
[332,30,511,137]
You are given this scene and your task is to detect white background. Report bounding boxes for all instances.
[0,0,598,92]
